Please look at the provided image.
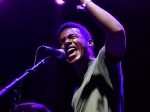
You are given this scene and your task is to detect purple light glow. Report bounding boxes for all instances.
[55,0,65,5]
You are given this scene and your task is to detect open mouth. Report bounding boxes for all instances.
[67,47,77,58]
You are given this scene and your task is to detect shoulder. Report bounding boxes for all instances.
[96,46,122,72]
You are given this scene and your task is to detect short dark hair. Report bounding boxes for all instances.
[57,22,92,41]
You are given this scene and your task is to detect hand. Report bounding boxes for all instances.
[11,102,51,112]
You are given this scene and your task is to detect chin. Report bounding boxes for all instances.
[67,56,81,65]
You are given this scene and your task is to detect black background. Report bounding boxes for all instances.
[0,0,150,112]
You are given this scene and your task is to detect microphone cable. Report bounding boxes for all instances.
[33,45,44,65]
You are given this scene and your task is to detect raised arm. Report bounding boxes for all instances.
[64,0,126,63]
[84,1,126,63]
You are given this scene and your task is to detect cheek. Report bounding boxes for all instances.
[60,45,65,50]
[77,40,88,49]
[77,43,88,54]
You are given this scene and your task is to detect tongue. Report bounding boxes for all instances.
[69,49,75,54]
[68,50,77,57]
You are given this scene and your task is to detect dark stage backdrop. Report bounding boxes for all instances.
[0,0,150,112]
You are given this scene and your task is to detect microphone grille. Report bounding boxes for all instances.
[57,49,66,59]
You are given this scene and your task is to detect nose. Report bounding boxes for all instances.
[64,38,72,46]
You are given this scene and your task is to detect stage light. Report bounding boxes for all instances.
[55,0,65,5]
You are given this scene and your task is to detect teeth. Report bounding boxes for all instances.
[68,48,75,52]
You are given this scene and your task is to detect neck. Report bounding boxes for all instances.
[72,57,95,88]
[72,57,94,79]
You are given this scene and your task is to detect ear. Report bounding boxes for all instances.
[88,39,94,47]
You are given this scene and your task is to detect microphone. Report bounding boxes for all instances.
[41,45,65,59]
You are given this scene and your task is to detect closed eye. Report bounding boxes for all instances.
[60,39,65,45]
[69,34,78,39]
[60,34,79,45]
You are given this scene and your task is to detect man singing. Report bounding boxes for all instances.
[57,0,126,111]
[15,0,126,112]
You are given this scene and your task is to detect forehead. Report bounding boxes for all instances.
[59,28,81,39]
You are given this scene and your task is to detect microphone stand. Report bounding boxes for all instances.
[0,56,50,97]
[9,90,18,112]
